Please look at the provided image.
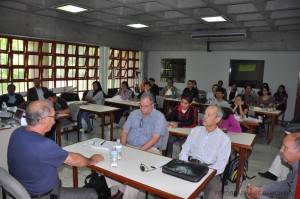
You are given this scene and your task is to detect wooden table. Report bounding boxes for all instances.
[168,127,256,197]
[64,138,217,199]
[79,104,120,141]
[105,98,140,109]
[252,107,281,144]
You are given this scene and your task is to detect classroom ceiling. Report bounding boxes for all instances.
[1,0,300,37]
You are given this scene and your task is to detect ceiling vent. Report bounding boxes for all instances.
[191,29,247,41]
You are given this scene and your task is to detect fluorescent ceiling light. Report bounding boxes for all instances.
[201,16,226,22]
[127,24,148,28]
[56,5,87,13]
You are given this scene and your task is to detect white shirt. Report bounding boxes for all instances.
[35,88,45,100]
[179,126,231,175]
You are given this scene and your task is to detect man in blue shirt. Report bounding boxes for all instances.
[8,100,103,199]
[106,92,167,199]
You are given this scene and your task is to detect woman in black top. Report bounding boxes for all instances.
[231,94,249,116]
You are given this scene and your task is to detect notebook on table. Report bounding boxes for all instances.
[162,159,209,182]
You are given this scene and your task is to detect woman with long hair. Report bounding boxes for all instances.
[78,81,105,133]
[257,86,274,108]
[273,85,288,111]
[109,81,133,128]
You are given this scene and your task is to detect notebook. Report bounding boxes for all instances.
[162,159,209,182]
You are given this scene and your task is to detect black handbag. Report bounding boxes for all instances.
[83,173,111,199]
[195,97,207,104]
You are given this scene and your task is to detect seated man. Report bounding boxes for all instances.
[246,133,300,199]
[149,77,159,96]
[211,87,230,108]
[179,105,231,199]
[106,92,167,199]
[180,80,199,99]
[160,77,179,97]
[27,78,49,101]
[166,94,197,157]
[44,91,71,141]
[258,125,300,181]
[241,85,256,106]
[134,81,156,102]
[0,84,25,108]
[7,100,103,199]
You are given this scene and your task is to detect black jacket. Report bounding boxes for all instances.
[0,93,25,108]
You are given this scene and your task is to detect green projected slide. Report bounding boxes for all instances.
[239,64,256,71]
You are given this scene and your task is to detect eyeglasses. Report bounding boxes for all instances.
[44,113,58,120]
[45,114,58,119]
[140,163,156,172]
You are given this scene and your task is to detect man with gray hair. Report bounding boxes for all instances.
[106,92,167,199]
[179,105,231,199]
[246,133,300,199]
[8,100,103,199]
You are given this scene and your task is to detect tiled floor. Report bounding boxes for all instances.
[56,115,286,199]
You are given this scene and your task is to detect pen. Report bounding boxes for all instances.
[100,140,106,145]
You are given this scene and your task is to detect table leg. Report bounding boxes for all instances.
[101,113,105,139]
[57,120,62,147]
[267,115,276,144]
[110,112,114,141]
[234,148,246,197]
[72,166,78,188]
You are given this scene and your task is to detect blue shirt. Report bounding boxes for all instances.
[123,108,167,149]
[7,127,68,195]
[179,126,231,175]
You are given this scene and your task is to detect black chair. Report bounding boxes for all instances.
[61,92,80,102]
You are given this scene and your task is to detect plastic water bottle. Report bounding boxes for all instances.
[110,147,118,167]
[1,102,7,112]
[116,139,122,160]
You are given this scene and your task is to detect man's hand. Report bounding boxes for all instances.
[246,184,263,199]
[89,154,104,165]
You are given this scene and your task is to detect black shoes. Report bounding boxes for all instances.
[84,128,93,134]
[258,171,277,181]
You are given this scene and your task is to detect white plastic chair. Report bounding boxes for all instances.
[62,103,80,142]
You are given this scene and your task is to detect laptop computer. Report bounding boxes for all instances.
[162,159,209,182]
[1,108,25,125]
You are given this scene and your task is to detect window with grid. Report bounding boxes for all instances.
[108,48,140,90]
[0,36,100,98]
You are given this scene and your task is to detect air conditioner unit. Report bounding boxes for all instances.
[191,29,247,41]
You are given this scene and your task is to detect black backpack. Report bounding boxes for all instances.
[83,173,111,199]
[226,156,255,182]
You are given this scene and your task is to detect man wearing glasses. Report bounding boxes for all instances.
[7,100,103,199]
[106,92,167,199]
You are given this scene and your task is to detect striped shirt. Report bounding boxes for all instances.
[123,109,167,149]
[179,126,231,175]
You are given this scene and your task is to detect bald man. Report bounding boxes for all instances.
[8,100,103,199]
[179,105,231,198]
[246,133,300,199]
